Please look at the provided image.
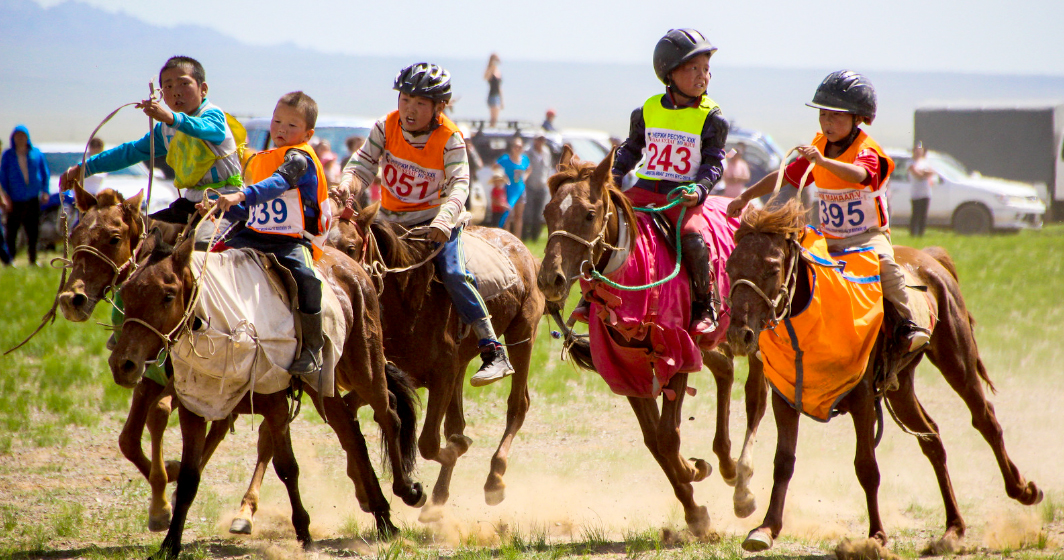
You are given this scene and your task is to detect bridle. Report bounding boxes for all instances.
[727,235,804,331]
[545,186,622,283]
[120,266,202,358]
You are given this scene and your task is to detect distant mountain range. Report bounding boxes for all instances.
[3,0,1063,150]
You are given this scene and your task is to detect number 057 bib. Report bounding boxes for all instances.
[635,94,719,183]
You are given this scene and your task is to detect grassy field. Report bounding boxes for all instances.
[0,224,1062,559]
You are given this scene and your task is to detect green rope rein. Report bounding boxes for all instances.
[588,183,698,291]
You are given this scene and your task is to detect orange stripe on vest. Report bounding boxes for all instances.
[243,143,328,260]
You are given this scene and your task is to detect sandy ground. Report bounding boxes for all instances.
[2,356,1063,559]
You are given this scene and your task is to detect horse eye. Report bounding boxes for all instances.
[109,235,122,246]
[585,210,595,222]
[163,292,176,304]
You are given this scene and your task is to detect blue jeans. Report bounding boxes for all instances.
[435,225,488,324]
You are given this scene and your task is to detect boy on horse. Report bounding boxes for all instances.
[726,70,931,353]
[60,56,244,226]
[208,91,331,377]
[609,28,729,334]
[336,62,515,387]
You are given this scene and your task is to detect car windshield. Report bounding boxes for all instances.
[927,153,970,182]
[43,152,148,177]
[565,138,608,162]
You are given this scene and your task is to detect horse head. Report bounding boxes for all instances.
[537,145,634,304]
[108,232,196,388]
[57,184,145,322]
[331,200,379,262]
[725,198,807,356]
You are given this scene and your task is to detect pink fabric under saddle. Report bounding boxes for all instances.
[580,196,739,399]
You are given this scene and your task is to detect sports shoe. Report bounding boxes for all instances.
[470,342,515,387]
[902,321,931,353]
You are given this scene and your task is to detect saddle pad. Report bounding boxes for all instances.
[461,228,520,302]
[759,228,884,422]
[170,249,344,421]
[902,267,938,333]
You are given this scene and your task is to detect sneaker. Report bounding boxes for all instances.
[902,321,931,353]
[470,343,515,387]
[691,311,718,335]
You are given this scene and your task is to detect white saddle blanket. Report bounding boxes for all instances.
[171,249,344,421]
[462,228,520,302]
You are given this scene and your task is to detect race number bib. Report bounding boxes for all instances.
[381,153,444,208]
[636,127,702,182]
[815,188,886,237]
[247,189,304,235]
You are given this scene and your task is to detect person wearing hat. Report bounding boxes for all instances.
[726,70,930,353]
[542,108,557,132]
[338,62,515,386]
[609,28,729,334]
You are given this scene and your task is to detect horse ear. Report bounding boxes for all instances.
[171,234,195,271]
[123,189,144,218]
[73,180,97,212]
[557,145,575,170]
[355,201,379,235]
[589,147,617,203]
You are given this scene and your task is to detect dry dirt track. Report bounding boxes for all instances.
[2,359,1063,559]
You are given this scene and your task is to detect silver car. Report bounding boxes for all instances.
[886,149,1045,234]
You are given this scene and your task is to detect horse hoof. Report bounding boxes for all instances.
[229,517,253,535]
[375,512,399,540]
[164,460,181,483]
[147,510,171,533]
[721,474,738,487]
[685,505,711,538]
[742,529,773,552]
[484,484,505,506]
[447,434,473,455]
[733,488,757,518]
[418,503,444,524]
[402,483,428,508]
[690,458,712,482]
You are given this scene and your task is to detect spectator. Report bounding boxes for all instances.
[542,108,557,132]
[484,53,503,127]
[495,137,530,235]
[908,142,935,237]
[522,134,551,241]
[83,137,106,194]
[342,135,365,167]
[0,138,10,266]
[722,142,751,198]
[0,125,50,266]
[313,138,341,185]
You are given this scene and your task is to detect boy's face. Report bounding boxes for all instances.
[398,93,439,133]
[669,54,711,98]
[818,109,856,142]
[270,103,314,148]
[12,131,28,150]
[160,66,207,114]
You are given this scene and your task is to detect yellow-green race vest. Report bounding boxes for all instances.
[635,94,719,183]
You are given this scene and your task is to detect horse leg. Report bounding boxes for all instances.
[260,394,312,550]
[126,381,175,533]
[155,404,207,560]
[884,362,965,553]
[850,384,886,544]
[485,323,534,506]
[200,414,234,468]
[419,369,470,515]
[742,392,799,552]
[229,421,272,535]
[925,313,1043,506]
[733,355,768,519]
[702,347,735,484]
[628,373,710,537]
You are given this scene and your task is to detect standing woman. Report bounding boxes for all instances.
[495,137,530,235]
[0,125,50,266]
[908,142,935,237]
[484,53,503,127]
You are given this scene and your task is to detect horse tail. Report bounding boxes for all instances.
[384,361,421,475]
[548,308,597,372]
[923,245,997,394]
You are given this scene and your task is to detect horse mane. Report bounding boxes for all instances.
[549,159,638,233]
[94,189,126,207]
[734,198,808,243]
[368,220,424,269]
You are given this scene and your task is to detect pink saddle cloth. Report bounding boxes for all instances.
[580,196,739,399]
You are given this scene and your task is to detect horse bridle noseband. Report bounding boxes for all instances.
[728,236,803,331]
[545,189,622,283]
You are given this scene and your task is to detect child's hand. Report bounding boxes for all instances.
[726,196,747,218]
[680,189,701,208]
[136,98,175,125]
[213,192,245,213]
[60,164,82,189]
[796,145,823,165]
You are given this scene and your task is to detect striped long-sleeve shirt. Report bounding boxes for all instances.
[342,115,469,232]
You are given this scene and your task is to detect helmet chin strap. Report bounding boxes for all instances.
[826,118,862,154]
[666,85,702,108]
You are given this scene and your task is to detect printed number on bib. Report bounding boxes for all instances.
[645,143,693,176]
[248,190,303,235]
[384,164,431,200]
[819,200,866,229]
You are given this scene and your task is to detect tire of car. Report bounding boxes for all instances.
[951,202,993,235]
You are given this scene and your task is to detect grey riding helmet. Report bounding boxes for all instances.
[653,29,718,85]
[806,70,877,124]
[394,62,452,102]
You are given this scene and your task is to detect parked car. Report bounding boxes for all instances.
[724,125,787,186]
[885,148,1045,234]
[559,128,612,163]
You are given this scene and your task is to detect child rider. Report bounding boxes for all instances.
[338,62,515,387]
[209,91,331,377]
[611,28,729,334]
[725,70,931,353]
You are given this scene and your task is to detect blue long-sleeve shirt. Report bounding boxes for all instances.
[225,151,322,235]
[0,125,50,202]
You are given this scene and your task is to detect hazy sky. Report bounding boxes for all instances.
[34,0,1064,76]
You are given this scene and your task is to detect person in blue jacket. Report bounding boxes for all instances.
[0,125,51,266]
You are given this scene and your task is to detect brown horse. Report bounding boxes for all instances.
[536,147,768,537]
[330,201,543,515]
[55,184,232,532]
[725,198,1042,553]
[108,233,423,558]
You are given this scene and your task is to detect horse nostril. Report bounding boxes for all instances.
[552,272,566,289]
[71,293,86,307]
[121,360,136,374]
[742,328,755,347]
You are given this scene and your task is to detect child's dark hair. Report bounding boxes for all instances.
[88,137,104,151]
[160,56,206,85]
[278,91,318,130]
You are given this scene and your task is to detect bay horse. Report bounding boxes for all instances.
[536,147,768,537]
[108,233,423,558]
[725,198,1042,553]
[329,200,543,515]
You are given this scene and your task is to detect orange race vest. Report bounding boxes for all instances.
[810,131,895,239]
[759,227,884,421]
[379,111,462,213]
[243,143,330,260]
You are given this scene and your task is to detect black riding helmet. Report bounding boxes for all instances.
[806,70,877,124]
[653,29,717,85]
[393,62,452,102]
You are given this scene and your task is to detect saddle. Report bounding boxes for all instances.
[446,227,520,302]
[169,248,345,421]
